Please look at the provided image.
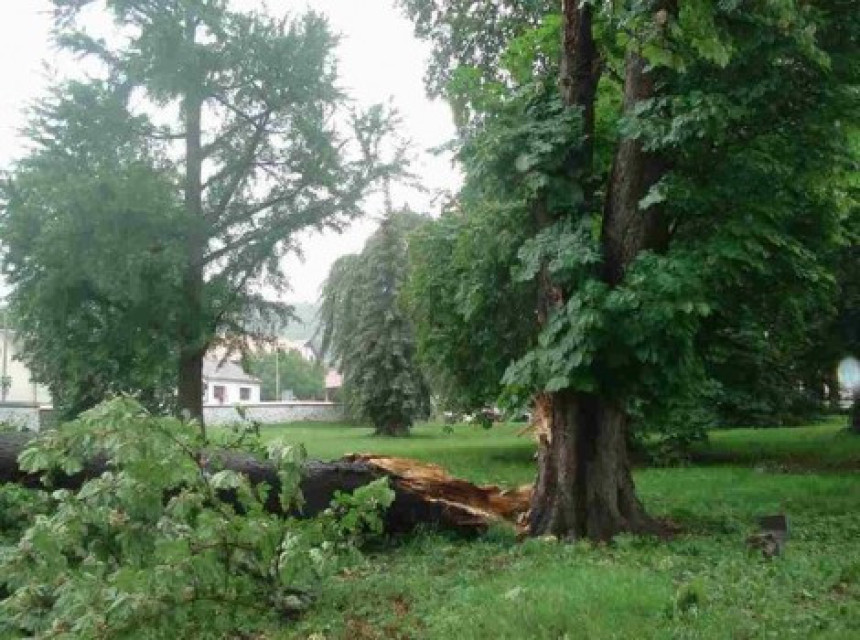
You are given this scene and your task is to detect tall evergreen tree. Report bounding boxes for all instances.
[320,211,430,436]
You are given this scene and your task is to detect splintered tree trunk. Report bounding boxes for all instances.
[528,5,668,540]
[0,434,532,535]
[530,392,652,539]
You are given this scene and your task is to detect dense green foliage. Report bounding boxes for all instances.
[405,201,535,412]
[0,398,393,638]
[245,349,325,401]
[1,0,396,418]
[2,1,859,635]
[401,1,860,431]
[320,212,431,435]
[0,83,184,417]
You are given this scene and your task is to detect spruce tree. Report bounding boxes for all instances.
[320,212,430,436]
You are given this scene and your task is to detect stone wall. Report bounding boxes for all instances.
[1,402,344,432]
[203,402,345,427]
[0,403,43,431]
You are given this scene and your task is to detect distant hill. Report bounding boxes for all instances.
[238,301,319,345]
[281,302,320,342]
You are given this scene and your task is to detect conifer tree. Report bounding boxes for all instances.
[320,211,430,436]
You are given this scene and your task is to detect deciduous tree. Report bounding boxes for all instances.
[402,0,859,539]
[244,349,325,401]
[0,83,184,417]
[3,0,398,422]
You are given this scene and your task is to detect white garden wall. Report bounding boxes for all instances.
[1,402,343,432]
[203,401,344,427]
[0,403,52,431]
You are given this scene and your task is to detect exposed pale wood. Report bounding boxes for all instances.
[346,454,531,529]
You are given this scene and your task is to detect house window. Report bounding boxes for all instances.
[213,385,226,404]
[240,387,251,401]
[202,384,208,401]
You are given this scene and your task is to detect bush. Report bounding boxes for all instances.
[0,397,393,638]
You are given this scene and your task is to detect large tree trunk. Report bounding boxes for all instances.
[0,433,531,535]
[825,368,842,411]
[601,51,670,286]
[177,348,204,423]
[559,0,599,207]
[177,17,207,427]
[530,392,651,539]
[528,6,668,540]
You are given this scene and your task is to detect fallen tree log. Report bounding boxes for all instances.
[0,432,531,534]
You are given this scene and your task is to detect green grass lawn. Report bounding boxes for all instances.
[251,419,860,639]
[259,422,535,485]
[693,417,860,471]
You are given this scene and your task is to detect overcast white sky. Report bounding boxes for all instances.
[0,0,460,303]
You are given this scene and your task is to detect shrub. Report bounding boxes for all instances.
[0,397,393,638]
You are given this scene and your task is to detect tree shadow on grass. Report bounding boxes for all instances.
[689,449,860,472]
[485,445,536,466]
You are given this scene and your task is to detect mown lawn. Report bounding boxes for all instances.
[693,417,860,471]
[260,422,535,485]
[254,419,860,639]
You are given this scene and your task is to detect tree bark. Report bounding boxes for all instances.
[177,15,207,427]
[825,368,842,411]
[0,434,530,535]
[178,347,204,424]
[601,51,669,287]
[530,392,652,539]
[559,0,599,206]
[528,5,667,540]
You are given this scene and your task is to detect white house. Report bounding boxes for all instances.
[202,358,262,405]
[0,329,52,405]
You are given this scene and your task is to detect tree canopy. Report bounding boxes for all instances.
[1,0,399,420]
[401,0,860,538]
[244,349,325,402]
[0,83,184,417]
[0,0,856,544]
